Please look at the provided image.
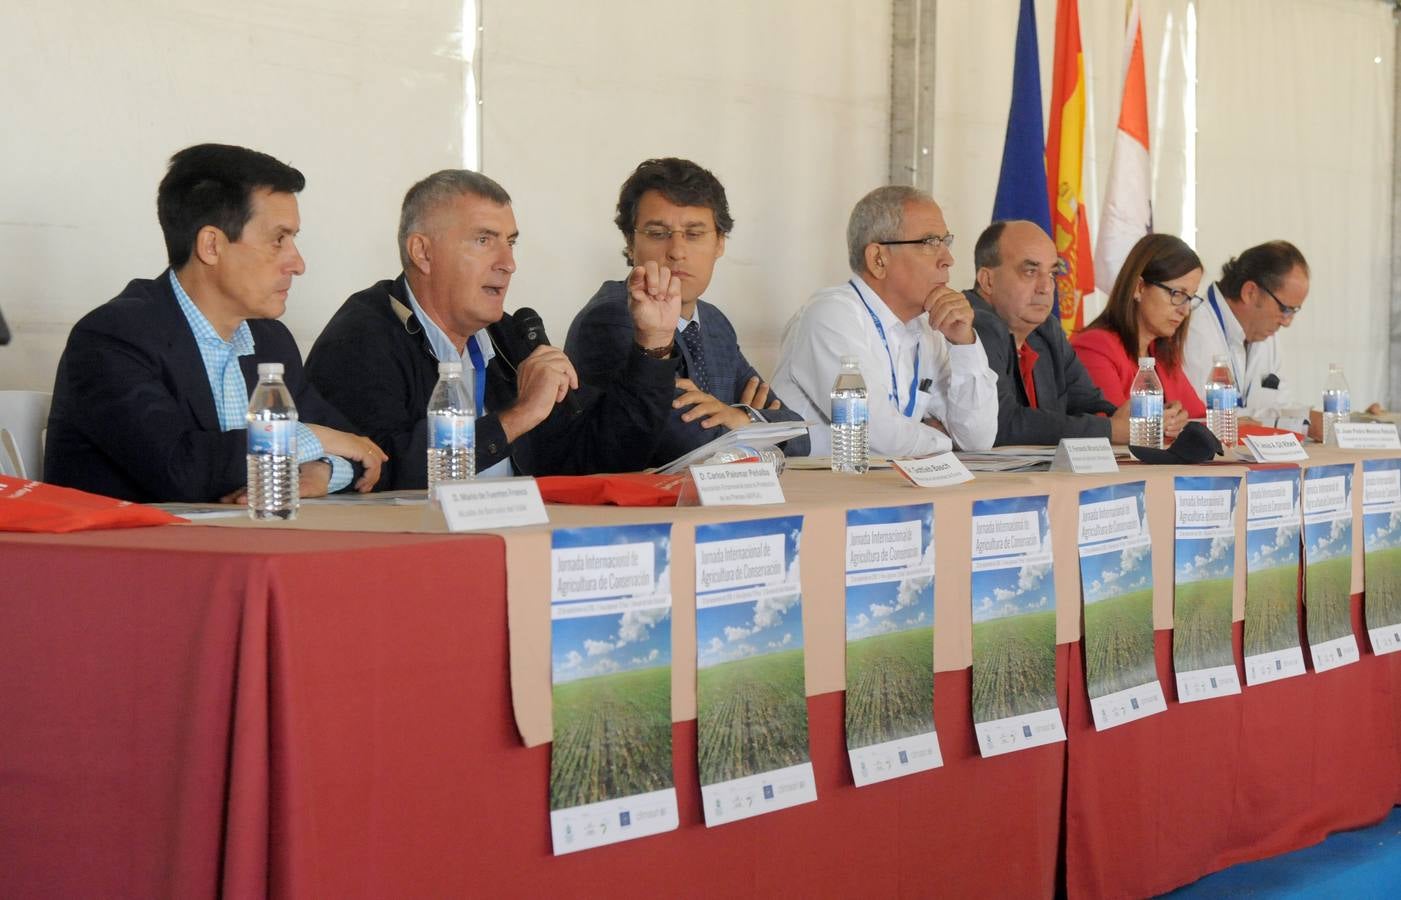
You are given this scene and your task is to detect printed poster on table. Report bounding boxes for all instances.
[695,515,816,826]
[1076,482,1166,730]
[1302,464,1360,670]
[1363,458,1401,654]
[548,523,678,855]
[844,503,941,786]
[969,495,1066,757]
[1172,476,1242,701]
[1243,468,1306,685]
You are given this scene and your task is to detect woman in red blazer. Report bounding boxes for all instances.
[1070,234,1207,440]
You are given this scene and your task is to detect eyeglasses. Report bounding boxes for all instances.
[635,227,714,243]
[877,233,955,252]
[1258,282,1303,318]
[1147,280,1205,309]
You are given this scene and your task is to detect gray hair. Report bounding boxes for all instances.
[846,185,933,272]
[398,169,512,270]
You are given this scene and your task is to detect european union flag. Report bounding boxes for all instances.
[992,0,1051,234]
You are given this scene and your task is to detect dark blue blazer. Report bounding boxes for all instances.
[565,279,810,466]
[45,271,356,503]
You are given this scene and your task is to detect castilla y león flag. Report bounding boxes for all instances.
[1095,0,1152,292]
[1046,0,1094,333]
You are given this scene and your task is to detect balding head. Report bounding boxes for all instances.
[973,220,1059,345]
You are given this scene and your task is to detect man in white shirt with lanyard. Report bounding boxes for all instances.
[771,185,998,457]
[1182,241,1309,429]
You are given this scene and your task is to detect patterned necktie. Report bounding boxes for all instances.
[681,320,708,393]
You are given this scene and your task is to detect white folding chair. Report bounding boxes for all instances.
[0,391,52,480]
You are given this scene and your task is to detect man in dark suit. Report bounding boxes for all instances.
[305,170,682,490]
[45,144,386,503]
[565,158,809,467]
[967,220,1129,445]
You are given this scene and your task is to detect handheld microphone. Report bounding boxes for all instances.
[514,307,549,349]
[513,307,582,416]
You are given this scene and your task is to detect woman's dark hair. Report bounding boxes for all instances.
[157,143,305,268]
[614,158,733,263]
[1217,240,1309,299]
[1083,233,1202,368]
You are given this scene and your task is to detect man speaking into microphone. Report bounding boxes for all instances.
[306,169,682,489]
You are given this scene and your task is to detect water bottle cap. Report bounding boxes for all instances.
[438,361,463,375]
[1137,357,1156,368]
[840,355,861,368]
[1212,354,1229,366]
[257,363,284,377]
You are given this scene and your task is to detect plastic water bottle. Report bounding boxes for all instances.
[427,360,475,498]
[1128,357,1165,449]
[831,355,869,473]
[706,443,786,476]
[246,362,298,520]
[1321,362,1351,446]
[1203,354,1239,447]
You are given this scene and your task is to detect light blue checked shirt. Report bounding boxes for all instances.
[170,271,352,492]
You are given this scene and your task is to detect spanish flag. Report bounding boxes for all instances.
[1046,0,1094,334]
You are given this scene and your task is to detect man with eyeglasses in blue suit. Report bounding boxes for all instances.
[771,185,999,458]
[1182,241,1309,429]
[567,158,810,466]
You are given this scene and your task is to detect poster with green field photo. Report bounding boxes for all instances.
[1077,481,1165,730]
[695,515,815,827]
[1362,458,1401,655]
[1173,476,1241,702]
[1243,468,1306,685]
[549,523,677,855]
[970,495,1065,757]
[1303,464,1359,671]
[844,503,940,786]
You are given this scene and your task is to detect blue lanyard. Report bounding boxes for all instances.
[849,280,921,418]
[1205,286,1246,408]
[465,337,488,416]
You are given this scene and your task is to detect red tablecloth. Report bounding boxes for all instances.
[3,525,1399,898]
[0,526,1060,899]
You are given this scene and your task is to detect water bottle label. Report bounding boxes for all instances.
[832,397,868,426]
[1323,394,1351,414]
[1205,386,1238,410]
[430,413,474,450]
[248,420,294,456]
[1130,394,1163,419]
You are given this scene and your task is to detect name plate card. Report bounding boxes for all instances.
[1239,433,1308,463]
[892,452,975,488]
[436,476,549,531]
[689,461,785,506]
[1050,437,1119,474]
[1334,423,1401,450]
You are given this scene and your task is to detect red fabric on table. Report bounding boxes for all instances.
[536,472,687,507]
[0,474,184,532]
[1063,599,1401,899]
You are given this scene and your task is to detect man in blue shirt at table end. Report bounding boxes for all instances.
[45,143,387,502]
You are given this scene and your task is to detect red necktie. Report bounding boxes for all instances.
[1018,343,1039,409]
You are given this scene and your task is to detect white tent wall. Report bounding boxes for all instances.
[1196,0,1394,410]
[0,1,467,392]
[478,0,890,373]
[0,0,1394,412]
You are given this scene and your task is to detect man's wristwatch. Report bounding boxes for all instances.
[638,340,677,360]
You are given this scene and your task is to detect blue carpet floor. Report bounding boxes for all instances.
[1165,806,1401,897]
